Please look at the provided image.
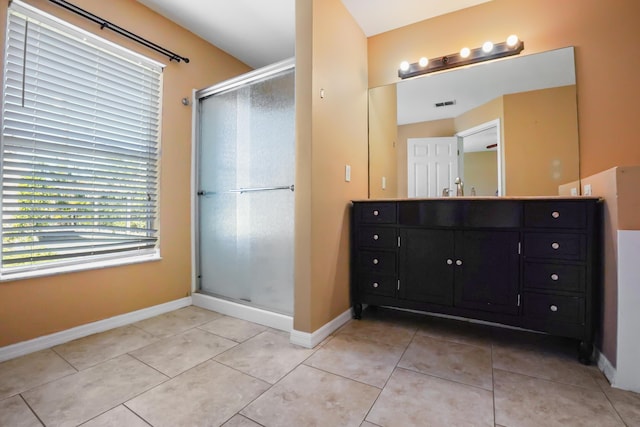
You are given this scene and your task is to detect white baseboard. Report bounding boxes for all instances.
[0,297,192,363]
[596,348,617,386]
[192,293,293,332]
[290,308,352,348]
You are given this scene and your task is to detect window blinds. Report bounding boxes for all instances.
[1,2,162,272]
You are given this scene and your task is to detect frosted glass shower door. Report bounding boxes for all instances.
[197,66,294,315]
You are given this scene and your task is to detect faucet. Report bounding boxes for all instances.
[454,177,464,196]
[442,187,451,197]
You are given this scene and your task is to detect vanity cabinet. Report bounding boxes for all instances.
[351,198,601,363]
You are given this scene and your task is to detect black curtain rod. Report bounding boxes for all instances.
[48,0,190,63]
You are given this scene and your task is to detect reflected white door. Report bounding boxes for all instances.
[407,137,458,197]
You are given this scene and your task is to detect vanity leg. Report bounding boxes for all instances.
[353,303,362,320]
[578,340,593,365]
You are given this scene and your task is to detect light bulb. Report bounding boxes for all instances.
[419,57,429,67]
[506,34,519,47]
[400,61,410,72]
[482,41,494,53]
[460,47,471,58]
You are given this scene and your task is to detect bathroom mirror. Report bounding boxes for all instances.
[368,47,580,198]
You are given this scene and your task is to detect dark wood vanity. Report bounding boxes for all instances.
[350,197,602,363]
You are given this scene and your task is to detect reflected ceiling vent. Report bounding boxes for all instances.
[435,100,456,108]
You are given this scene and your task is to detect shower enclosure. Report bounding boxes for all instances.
[194,59,295,320]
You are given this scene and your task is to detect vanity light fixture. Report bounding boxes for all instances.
[398,35,524,79]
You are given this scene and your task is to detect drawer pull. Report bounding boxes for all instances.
[372,282,379,288]
[550,305,558,312]
[456,259,463,266]
[551,274,559,281]
[551,242,560,250]
[552,211,560,219]
[373,234,379,240]
[373,210,379,216]
[446,259,453,265]
[372,258,379,265]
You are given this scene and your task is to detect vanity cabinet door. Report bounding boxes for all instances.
[398,228,454,306]
[453,231,520,315]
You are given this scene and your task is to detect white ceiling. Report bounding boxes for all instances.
[137,0,492,68]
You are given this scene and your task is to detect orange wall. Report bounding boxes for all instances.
[503,85,579,195]
[464,151,498,196]
[0,0,250,346]
[294,0,368,332]
[368,0,640,178]
[368,84,398,198]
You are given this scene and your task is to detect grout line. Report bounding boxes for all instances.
[19,394,46,427]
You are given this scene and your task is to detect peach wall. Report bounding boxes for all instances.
[367,0,640,178]
[294,0,368,332]
[396,119,456,197]
[464,151,498,196]
[368,84,398,198]
[0,0,250,346]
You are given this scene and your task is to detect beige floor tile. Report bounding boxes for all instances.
[126,360,269,427]
[130,328,237,377]
[398,334,493,390]
[0,395,42,427]
[23,354,167,427]
[361,422,381,427]
[53,325,157,370]
[80,405,148,427]
[598,379,640,426]
[134,306,222,338]
[366,368,494,427]
[416,316,493,349]
[494,369,623,427]
[304,334,405,388]
[0,349,76,399]
[336,318,416,348]
[492,340,599,389]
[222,414,263,427]
[199,316,267,342]
[214,330,314,384]
[241,364,379,427]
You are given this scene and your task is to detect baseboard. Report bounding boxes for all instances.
[596,348,617,386]
[290,308,352,348]
[192,293,293,332]
[0,297,192,363]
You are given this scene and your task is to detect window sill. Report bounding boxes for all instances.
[0,252,162,282]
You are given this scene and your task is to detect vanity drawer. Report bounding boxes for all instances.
[358,250,396,274]
[523,262,585,293]
[359,274,396,297]
[358,203,397,224]
[524,233,586,261]
[358,227,397,249]
[524,202,587,229]
[523,292,584,325]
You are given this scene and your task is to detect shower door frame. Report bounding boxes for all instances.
[190,58,295,330]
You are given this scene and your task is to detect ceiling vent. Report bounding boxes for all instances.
[435,100,456,108]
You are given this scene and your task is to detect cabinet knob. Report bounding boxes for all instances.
[551,242,560,250]
[456,259,463,266]
[551,211,560,219]
[372,258,379,265]
[446,259,453,265]
[373,234,379,240]
[372,282,379,288]
[373,210,379,216]
[551,274,559,281]
[550,305,558,312]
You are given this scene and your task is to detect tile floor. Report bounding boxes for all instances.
[1,305,639,427]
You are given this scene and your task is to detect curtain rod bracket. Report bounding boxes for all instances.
[48,0,190,64]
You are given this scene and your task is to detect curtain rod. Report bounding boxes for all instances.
[47,0,190,63]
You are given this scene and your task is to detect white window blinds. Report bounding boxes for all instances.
[1,1,162,274]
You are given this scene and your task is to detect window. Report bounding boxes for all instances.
[1,1,162,278]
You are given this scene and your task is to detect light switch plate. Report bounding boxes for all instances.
[570,187,578,196]
[345,165,351,182]
[583,184,592,196]
[382,176,386,190]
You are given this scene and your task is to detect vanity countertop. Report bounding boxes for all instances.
[352,196,602,202]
